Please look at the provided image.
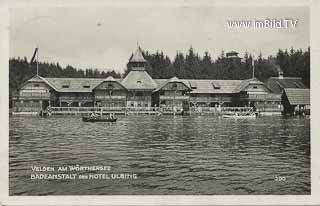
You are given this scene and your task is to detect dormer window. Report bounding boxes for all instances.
[62,85,69,88]
[253,86,258,89]
[212,82,221,89]
[190,82,197,89]
[172,83,178,89]
[137,80,142,84]
[83,85,90,88]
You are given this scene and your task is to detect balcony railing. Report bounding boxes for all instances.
[94,96,126,100]
[127,96,151,101]
[160,95,189,100]
[20,92,50,98]
[190,97,233,102]
[59,96,93,100]
[240,94,281,101]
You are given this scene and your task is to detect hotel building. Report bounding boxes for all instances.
[12,47,309,114]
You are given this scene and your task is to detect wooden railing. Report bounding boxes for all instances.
[59,96,93,100]
[94,96,126,100]
[189,97,233,102]
[19,92,50,98]
[159,95,189,100]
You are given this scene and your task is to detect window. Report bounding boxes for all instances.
[83,85,90,88]
[34,84,39,87]
[108,83,113,88]
[62,85,69,88]
[212,81,221,89]
[137,81,142,84]
[190,81,197,89]
[253,86,258,89]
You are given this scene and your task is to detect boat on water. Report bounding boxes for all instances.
[82,116,117,122]
[222,112,257,119]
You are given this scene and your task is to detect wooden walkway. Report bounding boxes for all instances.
[11,106,255,116]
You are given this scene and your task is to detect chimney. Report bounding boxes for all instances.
[275,64,283,79]
[278,71,284,79]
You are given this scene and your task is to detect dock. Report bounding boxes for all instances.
[11,106,259,116]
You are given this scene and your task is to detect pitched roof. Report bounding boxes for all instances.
[21,75,58,90]
[129,47,146,63]
[45,78,104,92]
[153,76,191,92]
[187,79,243,94]
[121,70,157,90]
[93,76,127,90]
[233,78,266,93]
[105,76,116,81]
[266,77,306,94]
[283,88,310,105]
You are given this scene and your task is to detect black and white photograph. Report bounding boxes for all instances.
[2,0,319,205]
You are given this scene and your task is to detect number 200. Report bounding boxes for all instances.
[275,176,286,181]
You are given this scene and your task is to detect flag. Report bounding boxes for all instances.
[30,48,38,64]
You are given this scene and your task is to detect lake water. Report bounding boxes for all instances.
[9,115,310,195]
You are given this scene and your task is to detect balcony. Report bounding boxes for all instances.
[190,97,232,103]
[19,92,50,99]
[240,94,281,101]
[127,96,151,101]
[159,95,189,100]
[95,95,126,100]
[59,96,93,101]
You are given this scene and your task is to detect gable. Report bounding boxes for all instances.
[94,81,126,90]
[160,82,190,91]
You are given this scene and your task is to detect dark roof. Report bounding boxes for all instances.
[121,70,157,90]
[129,47,146,63]
[266,77,306,93]
[283,88,310,105]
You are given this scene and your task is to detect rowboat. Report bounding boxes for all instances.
[222,113,256,119]
[82,116,117,122]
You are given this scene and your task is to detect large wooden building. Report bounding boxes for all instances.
[12,47,308,114]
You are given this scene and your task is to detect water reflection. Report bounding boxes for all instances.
[9,115,310,195]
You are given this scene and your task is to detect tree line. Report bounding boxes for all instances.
[127,47,309,87]
[9,47,310,96]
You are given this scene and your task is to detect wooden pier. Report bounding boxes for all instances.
[40,106,255,116]
[11,106,258,116]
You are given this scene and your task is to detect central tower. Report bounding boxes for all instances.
[121,46,157,107]
[128,46,147,71]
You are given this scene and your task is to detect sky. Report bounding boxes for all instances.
[10,5,309,73]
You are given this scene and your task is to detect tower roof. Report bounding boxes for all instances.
[121,70,157,90]
[105,76,116,81]
[130,46,147,63]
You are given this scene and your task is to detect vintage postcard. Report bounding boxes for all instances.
[1,0,320,205]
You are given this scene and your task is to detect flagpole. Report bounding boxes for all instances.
[252,55,255,79]
[36,47,39,76]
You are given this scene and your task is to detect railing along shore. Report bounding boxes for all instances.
[11,106,283,116]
